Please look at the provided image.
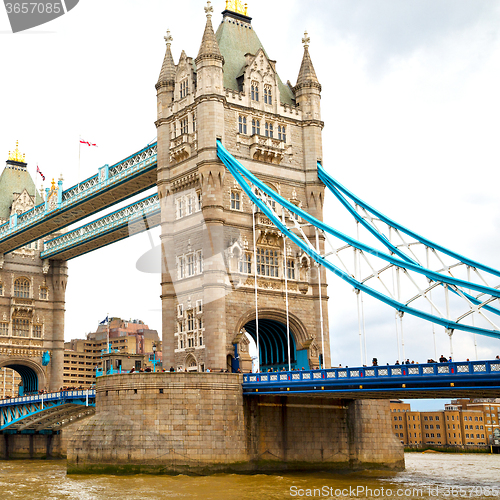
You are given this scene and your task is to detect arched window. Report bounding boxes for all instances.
[251,81,259,101]
[252,119,260,135]
[264,85,272,104]
[0,281,3,296]
[238,115,247,134]
[14,278,30,298]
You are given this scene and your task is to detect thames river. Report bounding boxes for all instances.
[0,453,499,499]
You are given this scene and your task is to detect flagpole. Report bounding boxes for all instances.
[107,313,110,354]
[78,135,81,193]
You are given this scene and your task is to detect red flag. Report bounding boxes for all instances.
[80,139,97,147]
[36,165,45,181]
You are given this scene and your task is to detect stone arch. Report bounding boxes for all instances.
[0,357,47,395]
[184,353,198,372]
[234,308,311,371]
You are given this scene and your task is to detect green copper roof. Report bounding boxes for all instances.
[215,16,295,106]
[0,164,42,220]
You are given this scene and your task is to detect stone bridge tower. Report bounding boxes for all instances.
[0,143,67,394]
[156,1,329,372]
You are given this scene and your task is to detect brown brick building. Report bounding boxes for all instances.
[390,398,499,447]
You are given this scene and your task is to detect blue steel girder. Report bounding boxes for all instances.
[41,194,160,260]
[0,143,157,255]
[0,391,95,432]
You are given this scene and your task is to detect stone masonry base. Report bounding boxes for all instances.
[66,372,404,474]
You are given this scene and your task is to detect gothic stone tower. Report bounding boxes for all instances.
[0,143,67,393]
[156,1,329,372]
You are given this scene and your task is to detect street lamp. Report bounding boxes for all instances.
[152,343,157,373]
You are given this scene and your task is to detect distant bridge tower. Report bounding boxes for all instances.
[0,143,67,393]
[156,1,329,372]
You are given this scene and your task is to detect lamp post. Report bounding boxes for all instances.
[152,343,157,373]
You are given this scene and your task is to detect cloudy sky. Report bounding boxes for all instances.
[1,1,500,406]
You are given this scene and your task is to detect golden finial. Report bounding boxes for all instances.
[302,31,310,49]
[205,0,213,19]
[164,29,173,47]
[51,178,56,191]
[226,0,247,16]
[8,141,26,163]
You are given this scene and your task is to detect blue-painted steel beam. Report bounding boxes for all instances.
[216,140,500,339]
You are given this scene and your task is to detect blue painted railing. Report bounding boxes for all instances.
[242,360,500,396]
[0,389,95,407]
[0,390,96,431]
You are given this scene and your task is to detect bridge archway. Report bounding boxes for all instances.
[0,358,46,396]
[236,309,311,372]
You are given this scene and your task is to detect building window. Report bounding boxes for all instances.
[33,324,42,338]
[196,250,203,274]
[39,287,48,300]
[180,79,188,99]
[187,254,195,277]
[187,311,195,331]
[264,85,272,104]
[0,282,3,296]
[278,125,286,142]
[13,317,29,337]
[230,190,241,210]
[257,248,279,277]
[252,119,260,135]
[199,333,203,346]
[178,256,185,279]
[239,252,252,274]
[14,278,30,298]
[177,198,184,219]
[180,117,188,135]
[178,320,184,333]
[192,113,196,132]
[251,81,259,101]
[0,323,8,335]
[196,299,203,314]
[238,115,247,134]
[265,122,274,138]
[196,191,202,211]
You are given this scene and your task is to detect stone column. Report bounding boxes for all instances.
[49,260,67,391]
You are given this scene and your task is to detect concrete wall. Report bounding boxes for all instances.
[67,373,404,474]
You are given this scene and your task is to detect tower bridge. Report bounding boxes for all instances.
[0,0,499,471]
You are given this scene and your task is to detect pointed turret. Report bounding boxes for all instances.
[295,31,321,91]
[156,29,176,89]
[196,1,224,64]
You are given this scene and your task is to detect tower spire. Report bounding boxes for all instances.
[156,29,176,89]
[296,31,321,90]
[196,1,224,63]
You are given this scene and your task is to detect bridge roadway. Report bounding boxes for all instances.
[242,359,500,399]
[0,390,95,434]
[0,143,157,256]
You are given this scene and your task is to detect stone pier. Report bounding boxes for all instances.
[67,373,404,474]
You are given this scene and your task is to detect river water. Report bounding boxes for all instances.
[0,453,499,500]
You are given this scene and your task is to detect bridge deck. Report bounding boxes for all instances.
[0,144,157,255]
[242,360,500,399]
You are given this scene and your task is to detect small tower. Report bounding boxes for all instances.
[0,142,68,393]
